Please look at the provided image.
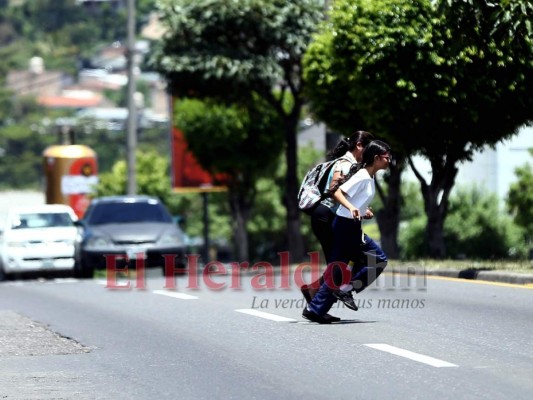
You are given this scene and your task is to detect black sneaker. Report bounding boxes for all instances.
[332,290,358,311]
[302,308,331,324]
[323,314,341,323]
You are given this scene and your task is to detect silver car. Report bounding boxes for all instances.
[75,195,187,278]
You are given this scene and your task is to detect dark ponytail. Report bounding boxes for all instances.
[326,130,374,161]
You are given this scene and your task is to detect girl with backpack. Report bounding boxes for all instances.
[303,140,392,323]
[301,131,379,320]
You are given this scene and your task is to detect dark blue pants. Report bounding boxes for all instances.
[308,216,388,316]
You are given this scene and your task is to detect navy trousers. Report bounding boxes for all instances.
[308,216,388,316]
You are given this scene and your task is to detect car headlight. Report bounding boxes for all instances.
[85,236,114,249]
[7,241,26,248]
[157,233,183,246]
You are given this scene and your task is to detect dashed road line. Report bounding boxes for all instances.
[96,279,131,287]
[235,309,297,322]
[153,290,199,300]
[49,278,79,284]
[364,343,458,368]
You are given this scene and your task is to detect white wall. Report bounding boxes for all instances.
[405,126,533,207]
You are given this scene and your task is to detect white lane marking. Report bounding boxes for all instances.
[4,278,79,285]
[51,278,79,284]
[235,309,297,322]
[364,343,458,368]
[96,279,131,287]
[153,290,199,300]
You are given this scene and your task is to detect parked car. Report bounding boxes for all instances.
[0,204,79,280]
[75,195,187,278]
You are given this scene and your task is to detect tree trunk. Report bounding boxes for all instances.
[228,188,253,262]
[375,162,403,259]
[284,113,306,262]
[409,156,458,259]
[425,202,446,259]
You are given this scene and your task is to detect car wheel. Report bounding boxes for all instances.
[74,259,94,279]
[0,266,6,281]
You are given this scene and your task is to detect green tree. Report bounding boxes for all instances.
[400,187,525,260]
[0,97,61,189]
[94,150,173,202]
[0,124,55,189]
[304,0,533,258]
[152,0,324,261]
[507,149,533,241]
[173,97,284,261]
[248,144,323,262]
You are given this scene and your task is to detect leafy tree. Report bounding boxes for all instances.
[304,0,533,258]
[0,96,64,189]
[444,188,523,259]
[94,150,171,201]
[400,187,526,260]
[507,149,533,241]
[304,0,433,258]
[173,97,284,261]
[152,0,325,261]
[248,144,324,262]
[137,0,158,19]
[0,123,55,189]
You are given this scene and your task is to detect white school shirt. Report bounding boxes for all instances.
[335,168,375,218]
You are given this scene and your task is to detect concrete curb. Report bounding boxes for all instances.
[424,269,533,285]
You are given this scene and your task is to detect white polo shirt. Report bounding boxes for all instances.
[335,168,375,218]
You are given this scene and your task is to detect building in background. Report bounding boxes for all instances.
[406,126,532,207]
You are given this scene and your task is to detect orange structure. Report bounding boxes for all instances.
[43,145,98,218]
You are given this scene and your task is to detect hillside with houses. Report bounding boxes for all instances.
[0,0,168,188]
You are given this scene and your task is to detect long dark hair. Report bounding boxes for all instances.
[326,131,374,161]
[325,140,391,197]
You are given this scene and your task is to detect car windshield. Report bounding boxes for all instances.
[11,212,74,229]
[86,202,172,225]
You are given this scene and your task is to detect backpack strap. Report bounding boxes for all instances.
[320,155,357,200]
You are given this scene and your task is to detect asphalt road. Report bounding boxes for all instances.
[0,270,532,400]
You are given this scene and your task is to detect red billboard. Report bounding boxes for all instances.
[171,126,227,192]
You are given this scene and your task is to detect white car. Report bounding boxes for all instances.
[0,204,79,280]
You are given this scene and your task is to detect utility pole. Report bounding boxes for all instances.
[126,0,137,195]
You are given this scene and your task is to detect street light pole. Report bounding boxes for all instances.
[126,0,137,195]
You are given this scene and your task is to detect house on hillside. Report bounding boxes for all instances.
[6,57,71,98]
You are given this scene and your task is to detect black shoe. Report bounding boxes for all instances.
[332,290,358,311]
[302,308,331,324]
[323,314,341,323]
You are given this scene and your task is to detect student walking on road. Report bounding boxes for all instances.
[301,132,388,322]
[303,140,392,324]
[308,131,374,265]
